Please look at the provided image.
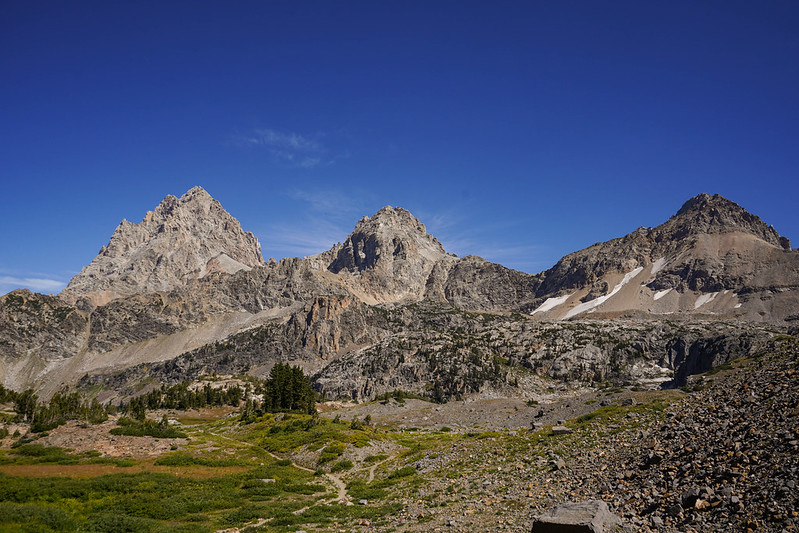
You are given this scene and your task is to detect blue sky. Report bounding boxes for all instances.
[2,1,797,295]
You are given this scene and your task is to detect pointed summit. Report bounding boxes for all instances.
[61,187,264,306]
[322,206,450,302]
[328,206,447,274]
[183,185,212,198]
[670,193,790,249]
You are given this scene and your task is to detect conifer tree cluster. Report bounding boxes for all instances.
[121,381,244,419]
[0,385,109,432]
[1,364,318,431]
[240,363,317,422]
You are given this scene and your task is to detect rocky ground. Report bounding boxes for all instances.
[574,338,799,532]
[315,337,798,532]
[30,418,187,458]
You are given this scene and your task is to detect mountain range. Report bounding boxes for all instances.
[1,187,796,400]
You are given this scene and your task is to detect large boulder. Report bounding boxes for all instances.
[532,500,626,533]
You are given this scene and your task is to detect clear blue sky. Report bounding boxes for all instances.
[2,1,797,295]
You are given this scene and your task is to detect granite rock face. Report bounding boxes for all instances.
[321,206,451,303]
[0,290,86,362]
[61,186,264,306]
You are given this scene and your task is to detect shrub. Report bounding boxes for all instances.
[83,513,159,532]
[330,459,353,472]
[154,452,245,467]
[110,417,187,439]
[387,466,416,479]
[0,502,76,531]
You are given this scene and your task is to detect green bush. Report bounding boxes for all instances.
[0,502,76,531]
[387,466,416,479]
[154,452,245,467]
[83,513,160,532]
[7,444,79,465]
[346,480,387,500]
[330,459,353,472]
[110,417,187,439]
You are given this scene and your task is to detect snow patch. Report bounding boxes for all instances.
[651,257,667,275]
[653,288,672,301]
[734,303,742,309]
[531,293,572,315]
[563,266,644,319]
[694,292,719,309]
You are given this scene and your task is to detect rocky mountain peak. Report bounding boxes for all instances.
[61,187,265,306]
[328,206,447,274]
[324,206,450,302]
[670,193,790,249]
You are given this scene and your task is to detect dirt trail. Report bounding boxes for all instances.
[325,471,348,503]
[208,430,349,504]
[367,456,392,483]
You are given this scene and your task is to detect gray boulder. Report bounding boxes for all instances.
[532,500,625,533]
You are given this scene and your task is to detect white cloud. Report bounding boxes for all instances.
[0,275,66,295]
[243,129,322,151]
[231,127,346,169]
[255,193,552,273]
[286,189,373,217]
[418,210,552,273]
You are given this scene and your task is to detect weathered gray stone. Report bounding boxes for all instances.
[532,500,624,532]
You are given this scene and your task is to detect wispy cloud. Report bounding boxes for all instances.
[0,275,66,296]
[259,218,349,259]
[286,189,374,217]
[415,208,553,273]
[253,195,553,272]
[256,189,379,259]
[231,128,348,169]
[436,233,551,273]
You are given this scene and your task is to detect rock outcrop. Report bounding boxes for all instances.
[61,186,264,306]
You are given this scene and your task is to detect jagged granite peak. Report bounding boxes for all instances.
[61,186,264,306]
[327,206,447,272]
[318,206,451,302]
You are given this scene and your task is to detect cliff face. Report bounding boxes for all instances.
[60,186,264,306]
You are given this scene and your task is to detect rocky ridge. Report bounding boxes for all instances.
[1,189,798,398]
[75,302,781,405]
[322,336,796,532]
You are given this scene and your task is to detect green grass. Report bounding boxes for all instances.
[241,414,374,453]
[0,445,80,465]
[329,459,353,472]
[154,452,248,467]
[0,454,338,532]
